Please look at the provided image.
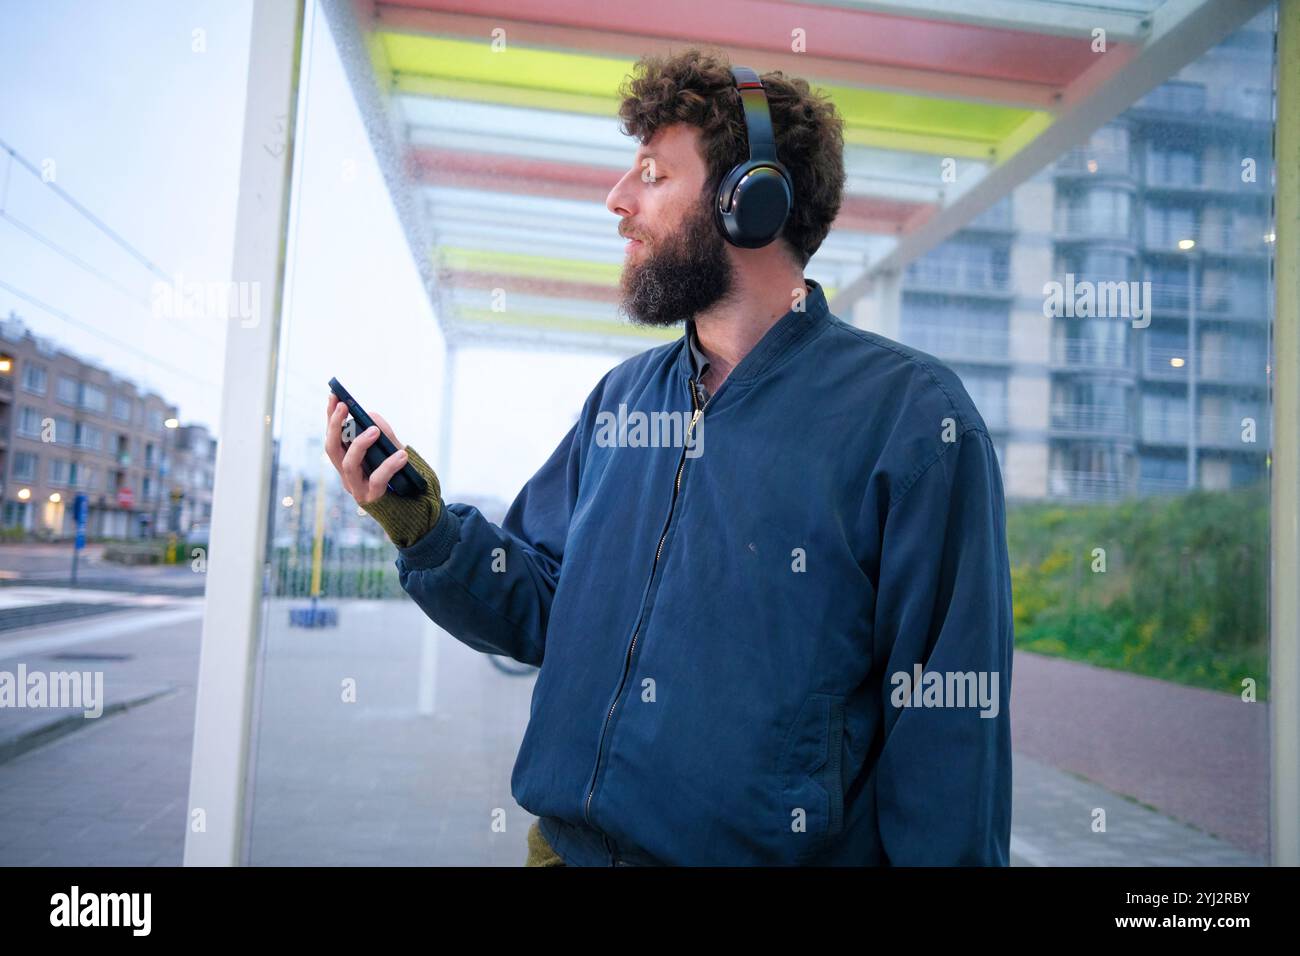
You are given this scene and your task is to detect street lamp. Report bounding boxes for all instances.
[1179,238,1200,490]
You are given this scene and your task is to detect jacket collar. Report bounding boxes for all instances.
[676,277,830,389]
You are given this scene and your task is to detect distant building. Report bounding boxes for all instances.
[893,13,1273,503]
[171,423,217,533]
[0,311,210,538]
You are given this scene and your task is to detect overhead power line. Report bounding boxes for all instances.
[0,277,221,391]
[0,136,171,281]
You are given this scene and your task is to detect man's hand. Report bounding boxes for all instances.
[325,393,409,506]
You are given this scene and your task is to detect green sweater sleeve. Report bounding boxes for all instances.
[359,444,443,549]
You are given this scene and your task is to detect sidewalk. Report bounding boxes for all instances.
[0,599,1271,865]
[1011,650,1269,861]
[0,600,203,866]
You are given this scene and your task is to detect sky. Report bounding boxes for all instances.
[0,0,630,501]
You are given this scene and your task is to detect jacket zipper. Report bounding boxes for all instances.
[583,375,711,844]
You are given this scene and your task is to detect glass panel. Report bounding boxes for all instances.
[1,0,1285,875]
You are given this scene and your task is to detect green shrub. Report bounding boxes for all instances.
[1007,479,1269,699]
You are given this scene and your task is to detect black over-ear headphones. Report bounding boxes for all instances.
[715,66,794,249]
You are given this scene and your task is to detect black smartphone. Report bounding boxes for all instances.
[328,377,428,498]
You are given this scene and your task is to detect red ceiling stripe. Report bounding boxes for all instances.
[407,145,928,231]
[382,0,1103,87]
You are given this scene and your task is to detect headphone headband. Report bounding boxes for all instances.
[714,65,793,249]
[730,66,778,164]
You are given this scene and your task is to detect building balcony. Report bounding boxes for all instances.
[902,259,1011,295]
[897,324,1011,365]
[1142,411,1190,445]
[1146,282,1269,318]
[1053,212,1136,242]
[1142,347,1190,381]
[1143,160,1270,193]
[1140,412,1269,448]
[1049,402,1132,437]
[1198,412,1269,449]
[1197,353,1269,386]
[1047,468,1127,503]
[1050,338,1132,372]
[1143,223,1272,257]
[1056,146,1132,178]
[1142,346,1268,385]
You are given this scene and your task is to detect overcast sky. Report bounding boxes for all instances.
[0,0,631,501]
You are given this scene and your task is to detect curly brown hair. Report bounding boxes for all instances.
[616,47,845,268]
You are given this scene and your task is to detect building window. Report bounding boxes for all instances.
[47,459,69,486]
[21,363,47,395]
[17,406,43,438]
[12,452,37,481]
[1145,203,1197,250]
[148,409,165,432]
[113,395,132,421]
[80,383,107,413]
[56,376,78,405]
[1147,148,1202,188]
[74,423,103,450]
[55,417,74,445]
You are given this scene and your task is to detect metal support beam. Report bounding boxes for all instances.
[831,0,1272,314]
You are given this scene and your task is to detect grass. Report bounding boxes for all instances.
[1006,480,1269,700]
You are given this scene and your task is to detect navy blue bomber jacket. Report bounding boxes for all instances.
[394,278,1014,866]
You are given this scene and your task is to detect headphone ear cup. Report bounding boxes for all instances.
[716,162,793,248]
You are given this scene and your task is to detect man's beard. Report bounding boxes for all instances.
[618,199,735,328]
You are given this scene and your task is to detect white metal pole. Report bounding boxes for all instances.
[183,0,305,867]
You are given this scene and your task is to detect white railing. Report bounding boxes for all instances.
[1142,413,1189,443]
[1047,468,1127,502]
[1051,338,1130,369]
[1144,159,1266,191]
[1198,413,1269,448]
[899,324,1010,362]
[1143,346,1267,384]
[1054,211,1134,239]
[1050,402,1131,434]
[1057,146,1131,176]
[1145,281,1268,315]
[904,258,1010,292]
[1143,222,1272,255]
[1141,412,1268,447]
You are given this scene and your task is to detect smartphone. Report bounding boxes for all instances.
[328,377,428,498]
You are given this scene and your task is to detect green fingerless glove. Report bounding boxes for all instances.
[360,444,443,549]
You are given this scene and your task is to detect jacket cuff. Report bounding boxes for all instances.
[396,499,461,570]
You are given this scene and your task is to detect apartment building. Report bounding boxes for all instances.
[0,312,208,538]
[893,12,1274,503]
[172,423,216,533]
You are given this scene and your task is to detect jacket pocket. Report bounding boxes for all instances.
[777,692,846,862]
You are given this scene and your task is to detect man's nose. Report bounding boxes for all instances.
[606,169,637,218]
